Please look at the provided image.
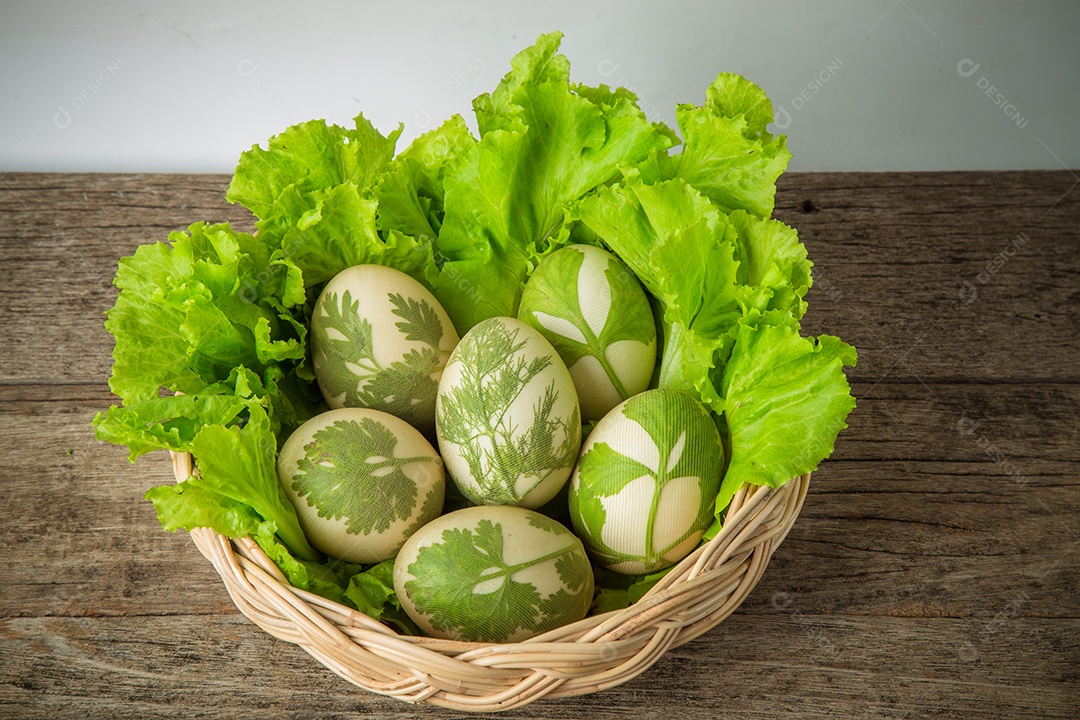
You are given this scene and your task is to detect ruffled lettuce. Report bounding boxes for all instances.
[95,32,855,622]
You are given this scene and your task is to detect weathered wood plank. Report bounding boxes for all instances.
[3,171,1078,719]
[1,614,1075,719]
[0,173,250,386]
[1,171,1077,385]
[3,399,1076,621]
[773,171,1080,384]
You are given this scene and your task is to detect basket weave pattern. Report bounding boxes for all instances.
[172,451,809,711]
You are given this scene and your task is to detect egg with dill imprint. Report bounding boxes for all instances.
[435,317,581,508]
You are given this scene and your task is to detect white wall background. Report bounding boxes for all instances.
[2,0,1077,174]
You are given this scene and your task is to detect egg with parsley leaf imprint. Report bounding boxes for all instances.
[276,408,445,564]
[393,505,594,643]
[568,388,724,575]
[518,244,656,422]
[436,317,581,508]
[310,264,458,433]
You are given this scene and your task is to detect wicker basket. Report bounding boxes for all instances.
[171,450,809,712]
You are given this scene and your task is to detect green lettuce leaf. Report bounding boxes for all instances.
[185,402,319,561]
[578,175,740,413]
[344,560,421,635]
[665,73,791,218]
[274,182,440,289]
[708,321,857,533]
[102,222,306,404]
[93,393,250,461]
[433,31,673,332]
[375,114,476,243]
[227,114,401,230]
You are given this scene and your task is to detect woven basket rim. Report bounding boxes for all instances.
[171,450,809,711]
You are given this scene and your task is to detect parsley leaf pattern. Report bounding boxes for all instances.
[291,417,438,535]
[404,515,592,642]
[314,288,444,429]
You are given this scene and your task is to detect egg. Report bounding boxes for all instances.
[276,407,445,564]
[435,317,581,508]
[310,264,459,432]
[518,244,657,422]
[568,388,724,575]
[393,505,594,643]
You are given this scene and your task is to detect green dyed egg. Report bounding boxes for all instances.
[568,389,724,575]
[311,264,459,432]
[276,408,445,564]
[435,317,581,508]
[518,244,656,422]
[393,505,594,643]
[436,317,583,509]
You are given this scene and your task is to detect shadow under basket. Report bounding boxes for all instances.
[171,451,810,712]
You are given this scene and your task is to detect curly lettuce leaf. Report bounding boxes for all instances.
[227,113,401,228]
[183,402,319,561]
[102,222,306,405]
[274,182,440,289]
[375,114,476,243]
[578,176,738,412]
[344,560,422,635]
[706,321,857,534]
[433,31,673,332]
[665,73,791,218]
[93,393,250,461]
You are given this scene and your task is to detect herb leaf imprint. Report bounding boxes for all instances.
[405,518,589,641]
[317,289,443,426]
[573,391,721,568]
[437,320,579,504]
[292,417,436,535]
[523,247,654,398]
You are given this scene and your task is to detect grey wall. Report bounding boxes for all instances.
[2,0,1077,173]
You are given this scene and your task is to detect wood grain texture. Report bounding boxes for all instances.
[1,171,1077,718]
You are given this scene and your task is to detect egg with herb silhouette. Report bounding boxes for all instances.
[310,264,459,432]
[276,408,445,564]
[393,505,593,643]
[568,389,724,575]
[435,317,581,508]
[518,244,656,422]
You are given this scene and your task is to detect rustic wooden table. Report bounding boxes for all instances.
[1,171,1077,719]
